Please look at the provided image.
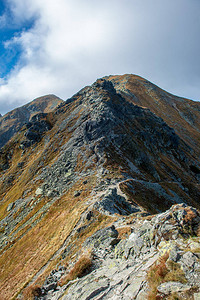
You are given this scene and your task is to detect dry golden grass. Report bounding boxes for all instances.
[119,179,170,214]
[2,173,109,299]
[29,213,114,294]
[147,253,169,300]
[184,208,198,223]
[59,251,93,287]
[147,254,187,300]
[165,260,187,284]
[22,284,42,300]
[0,191,86,299]
[196,225,200,237]
[117,226,132,239]
[107,75,200,172]
[0,89,103,299]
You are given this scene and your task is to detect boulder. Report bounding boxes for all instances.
[157,281,191,295]
[150,204,200,243]
[84,225,119,250]
[180,251,197,269]
[43,282,57,292]
[94,188,139,216]
[7,202,15,212]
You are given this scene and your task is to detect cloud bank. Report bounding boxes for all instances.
[0,0,200,114]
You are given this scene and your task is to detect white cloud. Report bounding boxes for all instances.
[0,13,7,28]
[0,0,200,114]
[0,0,117,113]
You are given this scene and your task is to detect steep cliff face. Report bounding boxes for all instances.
[0,75,200,299]
[0,94,63,149]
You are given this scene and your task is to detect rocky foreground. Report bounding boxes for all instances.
[24,203,200,300]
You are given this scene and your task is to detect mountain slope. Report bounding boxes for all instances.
[0,94,63,149]
[0,75,200,299]
[107,74,200,154]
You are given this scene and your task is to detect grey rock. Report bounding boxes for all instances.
[2,76,200,300]
[47,189,60,198]
[194,292,200,300]
[32,205,200,300]
[61,251,159,300]
[115,221,154,260]
[178,251,200,286]
[7,202,15,212]
[157,281,191,295]
[168,246,181,262]
[94,188,139,216]
[84,225,119,250]
[52,271,62,281]
[114,239,127,259]
[150,204,200,243]
[58,266,66,272]
[63,277,110,300]
[43,282,57,292]
[180,251,197,269]
[35,187,43,196]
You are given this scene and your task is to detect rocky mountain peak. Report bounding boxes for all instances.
[0,94,63,149]
[0,75,200,299]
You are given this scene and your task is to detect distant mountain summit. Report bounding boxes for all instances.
[0,94,63,149]
[106,74,200,154]
[0,75,200,299]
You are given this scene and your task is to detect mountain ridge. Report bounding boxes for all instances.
[0,75,200,299]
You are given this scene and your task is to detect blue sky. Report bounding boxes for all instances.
[0,1,35,78]
[0,0,20,76]
[0,0,200,115]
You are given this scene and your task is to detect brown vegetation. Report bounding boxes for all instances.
[22,284,42,300]
[59,252,93,286]
[117,226,132,239]
[147,253,187,300]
